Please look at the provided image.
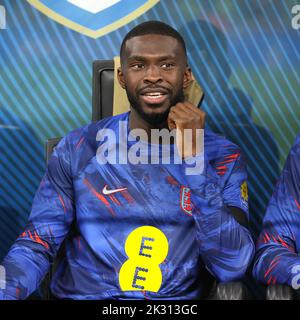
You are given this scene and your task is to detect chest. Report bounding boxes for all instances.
[74,159,195,225]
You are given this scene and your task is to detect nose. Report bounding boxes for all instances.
[144,65,162,84]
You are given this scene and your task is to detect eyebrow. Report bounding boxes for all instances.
[127,55,177,61]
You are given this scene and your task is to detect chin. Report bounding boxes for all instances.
[140,105,170,126]
[128,94,172,125]
[142,101,170,113]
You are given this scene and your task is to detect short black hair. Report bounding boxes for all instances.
[120,20,187,62]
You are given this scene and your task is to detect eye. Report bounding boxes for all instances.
[131,63,145,70]
[161,62,175,69]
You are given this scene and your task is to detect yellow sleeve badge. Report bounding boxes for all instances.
[240,181,248,208]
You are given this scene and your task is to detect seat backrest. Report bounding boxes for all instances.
[92,60,114,121]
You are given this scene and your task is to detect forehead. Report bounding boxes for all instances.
[123,34,185,60]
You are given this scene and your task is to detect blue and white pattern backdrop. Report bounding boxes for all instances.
[0,0,299,298]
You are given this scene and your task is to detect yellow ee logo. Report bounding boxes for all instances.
[119,226,169,292]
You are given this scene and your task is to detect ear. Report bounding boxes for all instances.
[117,67,126,89]
[183,66,192,89]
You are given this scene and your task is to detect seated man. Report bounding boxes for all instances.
[0,21,254,300]
[253,133,300,287]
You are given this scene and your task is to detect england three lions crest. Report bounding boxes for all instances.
[27,0,160,38]
[180,186,193,216]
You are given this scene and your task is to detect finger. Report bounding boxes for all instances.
[169,103,191,118]
[181,102,206,125]
[183,101,205,116]
[172,102,202,120]
[167,111,177,130]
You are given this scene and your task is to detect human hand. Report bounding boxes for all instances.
[167,101,205,159]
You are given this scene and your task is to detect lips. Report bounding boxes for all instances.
[139,88,169,105]
[141,92,168,104]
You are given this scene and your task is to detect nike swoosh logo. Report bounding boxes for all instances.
[102,184,127,195]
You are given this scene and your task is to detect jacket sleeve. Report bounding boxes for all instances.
[0,136,75,300]
[184,148,255,282]
[252,134,300,286]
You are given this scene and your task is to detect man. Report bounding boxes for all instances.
[253,133,300,287]
[0,21,254,300]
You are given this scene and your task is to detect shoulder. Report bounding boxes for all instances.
[52,112,129,170]
[204,129,246,181]
[204,129,243,166]
[61,112,129,149]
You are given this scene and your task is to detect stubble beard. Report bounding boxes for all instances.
[126,88,185,127]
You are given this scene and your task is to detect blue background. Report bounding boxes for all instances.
[0,0,299,298]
